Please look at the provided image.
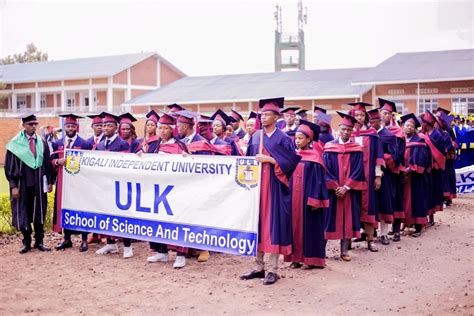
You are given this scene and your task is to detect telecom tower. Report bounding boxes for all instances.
[274,0,307,71]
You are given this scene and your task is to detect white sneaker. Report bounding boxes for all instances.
[147,252,169,263]
[96,243,118,255]
[123,246,134,259]
[173,255,186,269]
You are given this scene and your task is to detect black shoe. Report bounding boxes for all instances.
[411,231,421,238]
[380,235,390,245]
[368,241,379,252]
[56,240,73,250]
[240,270,265,280]
[79,241,88,252]
[353,232,367,243]
[392,233,401,242]
[289,262,303,269]
[263,272,278,285]
[19,244,31,254]
[34,243,51,252]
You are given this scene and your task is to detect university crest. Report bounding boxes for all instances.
[235,158,260,190]
[64,150,83,175]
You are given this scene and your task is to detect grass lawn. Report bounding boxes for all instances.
[0,167,8,194]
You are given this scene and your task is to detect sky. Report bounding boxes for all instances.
[0,0,472,76]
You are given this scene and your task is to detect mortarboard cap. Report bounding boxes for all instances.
[297,119,320,142]
[87,114,103,125]
[21,113,38,124]
[59,113,83,125]
[230,109,244,121]
[367,109,381,120]
[258,97,284,114]
[317,112,332,126]
[280,106,300,115]
[347,102,372,112]
[99,112,121,125]
[296,109,308,117]
[313,106,327,114]
[420,111,437,127]
[378,98,397,113]
[146,110,160,124]
[400,113,421,129]
[158,113,176,125]
[119,113,137,124]
[436,107,451,115]
[167,103,185,112]
[211,109,232,126]
[175,110,196,125]
[437,111,454,127]
[337,111,357,127]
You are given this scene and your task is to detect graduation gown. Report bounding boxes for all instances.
[86,135,105,150]
[223,136,242,156]
[422,128,447,214]
[323,139,366,240]
[284,148,329,266]
[247,128,301,255]
[402,134,431,225]
[4,136,54,230]
[319,132,334,145]
[386,125,406,219]
[95,136,130,152]
[146,138,189,253]
[125,138,140,153]
[51,136,92,233]
[234,128,246,139]
[377,128,398,223]
[185,134,214,155]
[353,128,385,227]
[441,128,457,200]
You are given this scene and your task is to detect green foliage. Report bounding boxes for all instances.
[0,192,55,234]
[0,168,9,195]
[0,43,48,65]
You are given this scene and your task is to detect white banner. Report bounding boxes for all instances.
[456,165,474,194]
[61,149,261,256]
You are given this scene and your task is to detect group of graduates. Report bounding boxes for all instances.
[5,96,459,285]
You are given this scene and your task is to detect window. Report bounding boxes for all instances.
[452,98,474,115]
[17,96,26,110]
[394,101,407,115]
[418,98,438,114]
[85,97,96,107]
[66,93,75,108]
[40,95,46,109]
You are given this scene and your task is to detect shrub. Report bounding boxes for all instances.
[0,192,55,234]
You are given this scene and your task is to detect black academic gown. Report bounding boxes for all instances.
[4,139,54,231]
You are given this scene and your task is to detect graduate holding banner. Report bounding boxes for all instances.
[52,114,92,252]
[240,97,301,285]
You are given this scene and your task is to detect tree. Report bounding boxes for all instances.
[0,43,48,65]
[0,43,48,107]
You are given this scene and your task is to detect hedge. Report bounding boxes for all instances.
[0,192,55,234]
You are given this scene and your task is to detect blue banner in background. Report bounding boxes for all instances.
[456,165,474,193]
[62,209,257,256]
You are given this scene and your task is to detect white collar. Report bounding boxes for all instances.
[377,126,383,133]
[65,134,78,144]
[161,138,176,144]
[184,132,196,143]
[264,127,277,138]
[210,136,219,144]
[338,137,351,144]
[106,134,118,143]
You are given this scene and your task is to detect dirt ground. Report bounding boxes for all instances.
[0,196,473,315]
